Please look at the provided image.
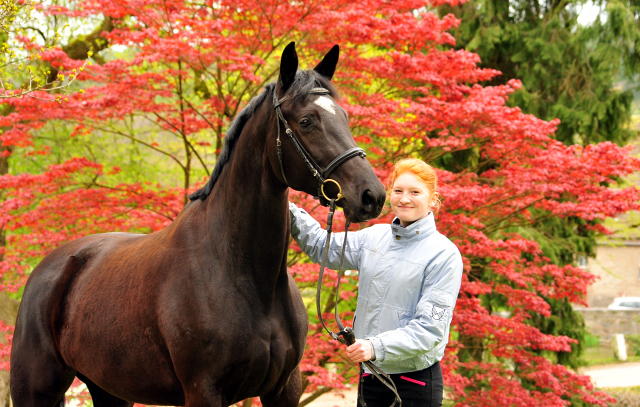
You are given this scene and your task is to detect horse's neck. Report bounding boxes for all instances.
[204,102,290,290]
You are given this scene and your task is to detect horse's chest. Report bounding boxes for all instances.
[249,308,307,372]
[212,310,306,402]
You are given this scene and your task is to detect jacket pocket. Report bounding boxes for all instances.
[431,287,452,308]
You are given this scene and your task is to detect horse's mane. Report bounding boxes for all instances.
[188,71,337,201]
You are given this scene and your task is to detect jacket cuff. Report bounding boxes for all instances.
[366,339,376,361]
[369,337,385,362]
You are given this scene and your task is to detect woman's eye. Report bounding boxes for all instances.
[299,118,311,128]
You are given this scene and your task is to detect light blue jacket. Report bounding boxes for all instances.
[289,202,463,374]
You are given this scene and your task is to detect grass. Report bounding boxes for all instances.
[581,333,640,366]
[584,355,640,367]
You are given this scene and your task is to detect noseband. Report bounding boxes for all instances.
[273,87,366,206]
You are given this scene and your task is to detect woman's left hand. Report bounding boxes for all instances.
[346,339,373,363]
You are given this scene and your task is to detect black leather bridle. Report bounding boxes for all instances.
[274,87,402,406]
[273,87,366,206]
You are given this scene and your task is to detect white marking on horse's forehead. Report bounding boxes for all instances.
[314,96,336,115]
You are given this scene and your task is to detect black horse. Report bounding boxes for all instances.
[10,42,386,407]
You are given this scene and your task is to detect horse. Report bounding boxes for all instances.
[10,42,386,407]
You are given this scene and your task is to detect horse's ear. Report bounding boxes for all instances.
[314,45,340,80]
[278,42,298,95]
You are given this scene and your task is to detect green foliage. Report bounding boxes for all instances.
[628,334,640,356]
[440,0,640,146]
[10,120,186,188]
[584,332,601,348]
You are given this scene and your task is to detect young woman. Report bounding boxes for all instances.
[289,158,463,407]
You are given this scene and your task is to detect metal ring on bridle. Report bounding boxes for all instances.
[321,179,344,201]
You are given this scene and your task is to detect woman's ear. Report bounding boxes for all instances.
[430,192,441,210]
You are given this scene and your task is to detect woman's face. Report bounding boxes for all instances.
[390,172,436,227]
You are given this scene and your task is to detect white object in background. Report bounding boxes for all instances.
[613,334,627,361]
[608,297,640,310]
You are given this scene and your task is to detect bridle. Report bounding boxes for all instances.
[273,87,366,207]
[274,87,402,406]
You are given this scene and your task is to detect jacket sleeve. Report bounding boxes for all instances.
[289,202,363,270]
[369,248,463,363]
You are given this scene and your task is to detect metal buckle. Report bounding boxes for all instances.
[310,87,330,94]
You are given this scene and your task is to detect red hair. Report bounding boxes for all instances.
[391,158,441,215]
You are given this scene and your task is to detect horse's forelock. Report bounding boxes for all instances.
[290,70,339,105]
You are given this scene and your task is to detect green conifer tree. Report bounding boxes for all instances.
[441,0,640,146]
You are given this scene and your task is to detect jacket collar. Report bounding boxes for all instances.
[391,212,436,241]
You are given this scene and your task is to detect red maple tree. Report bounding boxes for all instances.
[1,0,638,406]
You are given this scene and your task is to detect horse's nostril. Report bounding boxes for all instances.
[362,189,375,213]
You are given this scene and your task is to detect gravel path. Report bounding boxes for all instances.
[584,362,640,388]
[305,389,358,407]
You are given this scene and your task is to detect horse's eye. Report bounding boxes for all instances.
[299,118,311,128]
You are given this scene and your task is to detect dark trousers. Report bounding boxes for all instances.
[357,362,443,407]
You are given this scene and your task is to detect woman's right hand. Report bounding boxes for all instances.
[346,339,373,363]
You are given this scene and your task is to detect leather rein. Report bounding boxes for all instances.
[274,88,402,407]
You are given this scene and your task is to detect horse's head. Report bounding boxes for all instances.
[270,42,386,223]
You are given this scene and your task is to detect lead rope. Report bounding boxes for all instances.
[316,199,402,407]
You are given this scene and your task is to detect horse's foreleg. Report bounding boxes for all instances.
[9,348,76,407]
[182,384,225,407]
[260,366,302,407]
[77,374,133,407]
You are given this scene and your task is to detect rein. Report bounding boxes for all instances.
[274,86,401,406]
[316,198,402,407]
